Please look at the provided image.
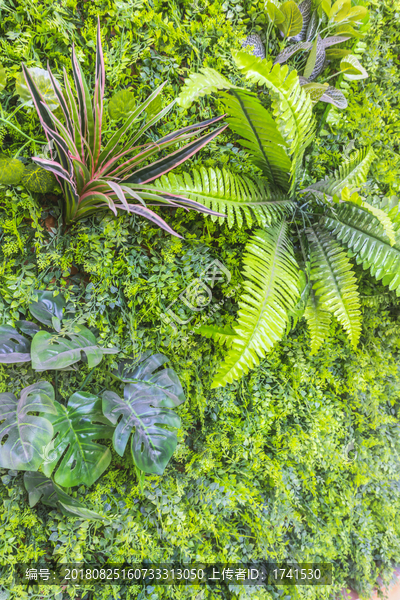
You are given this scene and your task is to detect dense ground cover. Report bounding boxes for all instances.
[0,0,400,599]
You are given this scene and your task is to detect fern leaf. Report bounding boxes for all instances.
[304,288,332,354]
[321,203,400,295]
[154,167,295,229]
[197,324,236,347]
[221,89,292,190]
[340,188,396,246]
[212,221,300,387]
[306,227,361,348]
[233,51,315,192]
[177,68,236,109]
[307,147,375,197]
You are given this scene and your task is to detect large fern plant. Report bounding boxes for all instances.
[166,51,399,388]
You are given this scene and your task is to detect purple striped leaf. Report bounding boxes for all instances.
[47,63,74,136]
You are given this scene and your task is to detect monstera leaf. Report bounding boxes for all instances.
[0,381,56,470]
[108,89,136,121]
[15,320,41,337]
[24,472,111,521]
[30,323,115,371]
[0,156,26,185]
[41,392,114,487]
[0,325,31,363]
[21,164,56,193]
[102,353,185,475]
[15,67,59,110]
[29,290,66,327]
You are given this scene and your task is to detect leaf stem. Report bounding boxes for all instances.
[0,117,45,144]
[78,367,97,391]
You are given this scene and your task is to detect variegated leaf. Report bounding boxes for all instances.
[292,0,312,42]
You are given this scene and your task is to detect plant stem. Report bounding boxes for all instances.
[78,367,96,391]
[0,117,45,144]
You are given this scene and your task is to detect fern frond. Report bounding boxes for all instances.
[304,288,332,354]
[367,195,400,230]
[220,89,291,190]
[306,227,362,348]
[197,324,236,347]
[360,293,393,308]
[154,167,295,229]
[321,203,400,295]
[233,51,315,192]
[212,221,300,387]
[307,147,375,197]
[177,67,236,109]
[339,188,396,246]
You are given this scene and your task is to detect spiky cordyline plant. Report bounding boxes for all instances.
[169,50,400,387]
[22,20,226,237]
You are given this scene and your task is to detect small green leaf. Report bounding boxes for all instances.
[108,89,136,121]
[21,164,56,193]
[0,156,26,185]
[0,64,7,93]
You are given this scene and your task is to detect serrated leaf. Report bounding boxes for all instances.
[29,290,66,326]
[41,391,113,487]
[21,164,56,193]
[304,288,332,354]
[15,67,59,111]
[108,89,136,121]
[279,1,304,38]
[197,324,236,347]
[177,67,236,109]
[0,156,26,185]
[0,325,31,364]
[103,353,185,475]
[340,55,368,80]
[0,381,56,470]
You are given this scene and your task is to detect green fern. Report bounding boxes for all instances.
[154,167,295,229]
[220,90,292,190]
[306,226,362,348]
[196,324,236,347]
[306,148,375,197]
[212,221,300,388]
[304,288,332,355]
[233,51,315,191]
[177,67,236,109]
[321,203,400,295]
[340,188,396,246]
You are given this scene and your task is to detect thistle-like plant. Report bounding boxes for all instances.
[21,20,226,236]
[169,51,400,387]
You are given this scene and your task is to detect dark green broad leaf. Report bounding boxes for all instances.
[15,320,41,337]
[15,67,59,111]
[31,323,106,371]
[108,89,136,121]
[0,156,26,185]
[0,381,56,470]
[103,353,185,475]
[21,164,56,193]
[41,391,114,487]
[29,290,66,327]
[0,325,31,363]
[24,472,111,521]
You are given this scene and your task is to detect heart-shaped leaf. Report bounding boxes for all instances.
[21,164,56,193]
[278,1,304,38]
[31,323,106,371]
[340,55,368,80]
[0,381,56,470]
[24,472,111,521]
[103,353,185,475]
[29,290,66,326]
[0,325,31,363]
[41,391,114,487]
[0,64,7,93]
[15,67,59,111]
[0,156,26,185]
[108,89,136,121]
